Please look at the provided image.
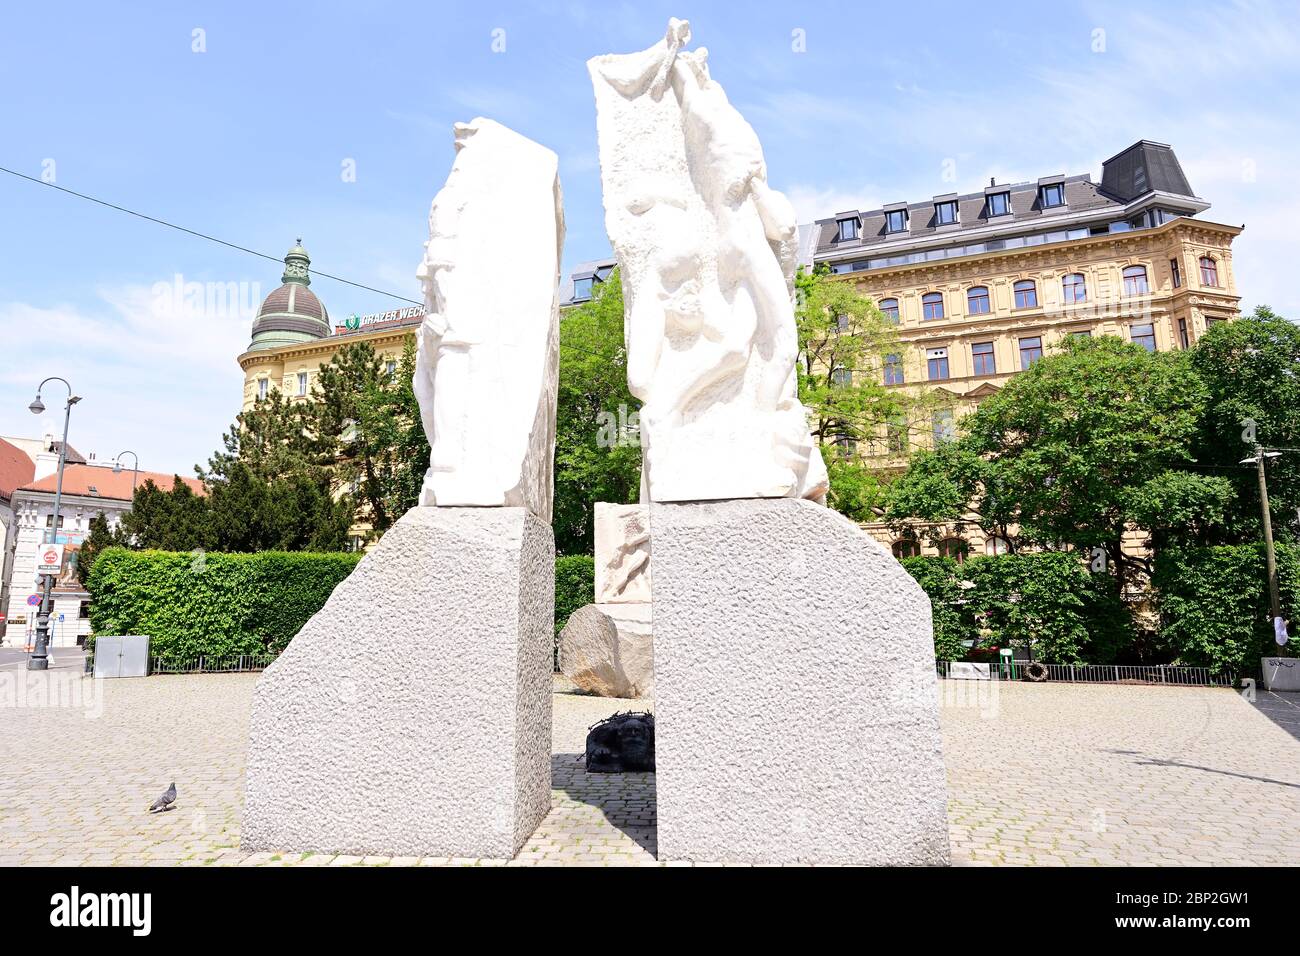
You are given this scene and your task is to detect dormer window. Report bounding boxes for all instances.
[935,201,958,226]
[572,277,594,301]
[1040,183,1065,208]
[987,192,1010,217]
[885,209,908,234]
[837,217,859,241]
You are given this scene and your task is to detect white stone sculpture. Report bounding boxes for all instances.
[594,502,652,604]
[414,117,564,521]
[588,18,828,504]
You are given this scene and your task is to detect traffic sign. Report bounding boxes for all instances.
[26,594,41,607]
[36,544,64,575]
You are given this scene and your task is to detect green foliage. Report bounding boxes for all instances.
[1189,306,1300,543]
[1153,543,1300,675]
[899,556,968,660]
[76,512,128,586]
[554,554,595,638]
[554,273,642,555]
[87,546,362,664]
[120,477,214,551]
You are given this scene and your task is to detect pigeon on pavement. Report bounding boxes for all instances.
[148,782,177,812]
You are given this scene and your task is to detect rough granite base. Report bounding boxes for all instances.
[242,506,553,859]
[650,498,950,865]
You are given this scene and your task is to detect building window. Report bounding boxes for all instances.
[926,347,950,381]
[1131,323,1156,352]
[1123,265,1149,296]
[966,286,991,315]
[837,218,858,241]
[885,209,908,233]
[886,415,908,453]
[1178,317,1190,349]
[79,600,91,619]
[1071,329,1091,340]
[45,514,65,528]
[922,291,945,321]
[985,536,1010,556]
[879,297,900,323]
[385,360,398,380]
[932,409,955,443]
[1170,258,1182,288]
[1040,183,1065,208]
[1200,255,1220,287]
[297,371,308,396]
[937,537,967,562]
[1013,279,1038,309]
[572,277,594,301]
[892,540,920,559]
[836,313,850,332]
[972,341,996,376]
[1019,336,1043,369]
[935,201,958,225]
[987,192,1010,217]
[884,353,905,386]
[832,436,857,459]
[257,378,268,400]
[831,366,852,387]
[1062,273,1087,304]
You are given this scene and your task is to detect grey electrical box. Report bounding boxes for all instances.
[92,636,150,678]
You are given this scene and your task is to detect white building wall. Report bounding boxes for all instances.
[1,493,127,648]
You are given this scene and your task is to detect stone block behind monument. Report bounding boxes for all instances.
[651,498,950,865]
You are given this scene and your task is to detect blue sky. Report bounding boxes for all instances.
[2,0,1298,475]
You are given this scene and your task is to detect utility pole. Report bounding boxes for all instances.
[1253,443,1284,628]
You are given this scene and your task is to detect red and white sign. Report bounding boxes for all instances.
[36,544,64,575]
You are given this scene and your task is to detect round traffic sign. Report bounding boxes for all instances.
[26,594,41,607]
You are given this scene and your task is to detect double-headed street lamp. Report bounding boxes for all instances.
[113,450,140,495]
[27,377,80,671]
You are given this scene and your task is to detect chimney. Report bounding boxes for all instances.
[33,445,59,483]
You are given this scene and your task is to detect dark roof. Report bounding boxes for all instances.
[0,438,35,502]
[1099,140,1194,202]
[814,140,1201,259]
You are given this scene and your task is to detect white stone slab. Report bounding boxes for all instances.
[650,498,950,865]
[588,19,827,504]
[949,662,992,681]
[242,507,553,859]
[594,501,652,604]
[558,603,654,699]
[413,118,563,521]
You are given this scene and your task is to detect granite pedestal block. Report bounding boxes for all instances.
[242,506,553,859]
[650,498,950,865]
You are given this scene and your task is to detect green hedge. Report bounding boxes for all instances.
[901,552,1131,664]
[87,547,362,665]
[1153,543,1300,676]
[555,554,595,637]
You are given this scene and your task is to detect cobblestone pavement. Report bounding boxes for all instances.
[0,672,1296,866]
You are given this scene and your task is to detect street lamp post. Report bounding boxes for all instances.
[27,377,80,671]
[1242,443,1285,637]
[113,450,140,495]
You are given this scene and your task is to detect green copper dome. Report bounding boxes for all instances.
[248,239,331,351]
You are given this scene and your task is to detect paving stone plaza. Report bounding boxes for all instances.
[1,669,1296,867]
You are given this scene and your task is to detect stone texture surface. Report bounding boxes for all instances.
[589,19,827,503]
[413,118,562,521]
[594,502,652,604]
[2,670,1298,866]
[650,497,950,864]
[559,604,654,699]
[242,506,553,859]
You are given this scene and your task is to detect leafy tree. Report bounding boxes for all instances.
[120,478,213,551]
[1188,306,1300,543]
[795,265,948,517]
[554,272,642,555]
[885,335,1231,599]
[76,511,128,586]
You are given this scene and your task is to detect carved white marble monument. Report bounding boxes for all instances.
[589,18,827,504]
[590,21,949,865]
[243,118,561,860]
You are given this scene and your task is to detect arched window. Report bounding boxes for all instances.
[1013,279,1038,309]
[1122,264,1149,296]
[922,291,945,320]
[892,540,920,559]
[879,297,900,323]
[966,286,991,315]
[985,536,1010,556]
[1062,273,1088,303]
[1200,256,1220,287]
[937,538,968,563]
